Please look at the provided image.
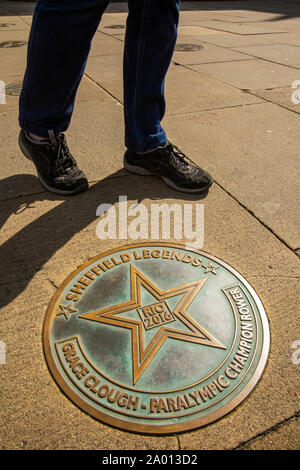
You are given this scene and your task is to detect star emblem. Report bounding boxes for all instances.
[80,265,226,384]
[202,261,220,275]
[56,303,77,320]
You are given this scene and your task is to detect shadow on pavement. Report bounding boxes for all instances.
[0,172,209,310]
[0,1,299,19]
[180,0,300,20]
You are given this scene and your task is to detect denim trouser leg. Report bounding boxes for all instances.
[19,0,109,137]
[124,0,180,152]
[19,0,180,150]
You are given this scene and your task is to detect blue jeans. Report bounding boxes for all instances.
[19,0,180,152]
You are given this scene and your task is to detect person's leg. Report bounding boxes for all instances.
[123,0,180,153]
[19,0,109,138]
[18,0,109,195]
[123,0,213,193]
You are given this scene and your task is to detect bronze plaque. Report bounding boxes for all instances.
[43,243,270,434]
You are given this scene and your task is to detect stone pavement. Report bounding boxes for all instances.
[0,1,299,450]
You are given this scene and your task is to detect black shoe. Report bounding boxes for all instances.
[124,142,213,193]
[18,129,88,195]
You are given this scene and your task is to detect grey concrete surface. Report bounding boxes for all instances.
[0,1,299,451]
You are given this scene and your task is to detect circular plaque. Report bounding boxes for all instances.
[43,243,270,434]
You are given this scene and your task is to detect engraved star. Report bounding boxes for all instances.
[202,261,219,275]
[80,265,226,384]
[56,303,77,320]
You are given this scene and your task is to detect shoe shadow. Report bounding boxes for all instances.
[0,171,210,311]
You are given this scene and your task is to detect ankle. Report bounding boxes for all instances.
[28,132,48,142]
[135,143,168,155]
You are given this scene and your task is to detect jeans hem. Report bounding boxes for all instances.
[19,118,69,138]
[125,130,167,153]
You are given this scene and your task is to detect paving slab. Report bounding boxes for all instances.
[0,2,35,16]
[186,20,286,35]
[0,26,29,41]
[90,31,124,57]
[173,40,252,66]
[178,25,228,36]
[85,53,123,102]
[212,18,300,33]
[164,102,300,250]
[260,18,300,32]
[189,59,300,90]
[249,87,300,115]
[0,46,27,76]
[165,64,262,116]
[19,15,33,26]
[97,11,127,36]
[262,33,300,48]
[182,32,290,49]
[0,29,28,76]
[215,10,289,22]
[178,12,228,25]
[238,416,300,450]
[231,44,300,67]
[211,13,285,23]
[0,16,30,32]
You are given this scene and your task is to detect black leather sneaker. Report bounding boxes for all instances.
[18,129,88,195]
[124,142,213,193]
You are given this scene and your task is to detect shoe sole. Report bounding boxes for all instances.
[124,159,213,194]
[19,133,89,196]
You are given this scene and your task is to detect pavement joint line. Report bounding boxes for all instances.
[214,180,300,259]
[47,278,58,290]
[193,32,289,48]
[181,60,300,95]
[220,48,300,71]
[96,29,125,44]
[166,101,265,118]
[245,90,300,116]
[84,72,123,105]
[179,23,289,37]
[173,57,255,67]
[83,138,299,261]
[3,162,295,263]
[252,85,294,91]
[176,435,182,450]
[246,275,300,279]
[171,60,262,95]
[233,410,300,450]
[182,62,256,92]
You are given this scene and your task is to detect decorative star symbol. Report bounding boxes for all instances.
[80,265,226,384]
[202,261,220,275]
[56,303,77,320]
